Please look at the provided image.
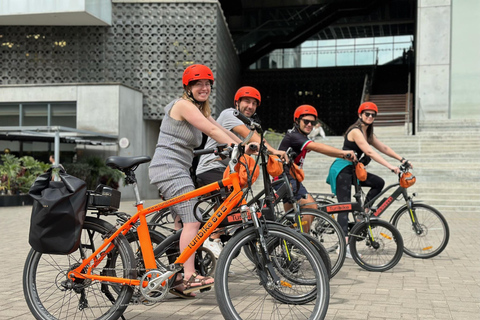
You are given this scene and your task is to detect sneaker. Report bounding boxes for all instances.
[203,239,223,258]
[345,244,362,259]
[346,245,353,259]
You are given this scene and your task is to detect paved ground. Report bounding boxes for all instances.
[1,201,479,320]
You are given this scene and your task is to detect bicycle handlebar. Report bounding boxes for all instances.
[399,160,412,172]
[193,148,217,157]
[233,110,263,134]
[193,143,230,158]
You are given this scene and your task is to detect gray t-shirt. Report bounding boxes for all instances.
[196,108,244,176]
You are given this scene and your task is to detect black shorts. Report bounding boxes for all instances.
[196,167,225,187]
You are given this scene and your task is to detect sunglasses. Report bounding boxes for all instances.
[364,112,377,118]
[302,119,317,126]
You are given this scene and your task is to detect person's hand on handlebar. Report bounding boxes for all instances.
[343,150,357,162]
[401,158,414,169]
[245,142,260,155]
[273,149,288,163]
[389,165,401,175]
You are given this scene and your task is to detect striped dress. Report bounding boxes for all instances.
[149,99,203,223]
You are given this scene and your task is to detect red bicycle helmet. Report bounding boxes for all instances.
[294,105,318,122]
[182,64,214,87]
[234,86,261,106]
[358,102,378,115]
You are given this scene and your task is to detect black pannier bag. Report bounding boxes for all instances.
[28,167,87,254]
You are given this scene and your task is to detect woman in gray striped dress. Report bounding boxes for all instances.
[149,64,243,298]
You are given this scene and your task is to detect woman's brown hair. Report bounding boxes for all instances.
[182,81,212,118]
[344,118,375,144]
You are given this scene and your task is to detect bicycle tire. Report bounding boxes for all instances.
[390,203,449,258]
[23,216,136,320]
[263,230,331,286]
[281,208,346,278]
[294,232,332,279]
[215,224,330,320]
[348,219,404,272]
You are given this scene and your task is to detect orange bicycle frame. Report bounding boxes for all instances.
[69,171,245,287]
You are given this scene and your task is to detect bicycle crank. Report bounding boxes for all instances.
[139,269,173,302]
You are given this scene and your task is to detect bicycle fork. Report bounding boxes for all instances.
[404,193,424,236]
[245,203,284,289]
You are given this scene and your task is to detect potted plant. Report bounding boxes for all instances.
[0,154,50,206]
[63,156,123,190]
[0,154,22,195]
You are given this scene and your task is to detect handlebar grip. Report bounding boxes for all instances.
[193,148,216,157]
[248,144,258,152]
[233,110,251,126]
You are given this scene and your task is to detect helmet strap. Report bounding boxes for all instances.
[294,120,309,136]
[359,115,370,126]
[185,89,205,110]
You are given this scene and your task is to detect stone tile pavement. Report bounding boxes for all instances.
[0,203,479,320]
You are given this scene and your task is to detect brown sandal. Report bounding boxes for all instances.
[182,273,214,294]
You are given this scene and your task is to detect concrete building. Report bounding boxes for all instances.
[1,0,478,200]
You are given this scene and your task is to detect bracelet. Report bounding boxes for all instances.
[400,157,406,162]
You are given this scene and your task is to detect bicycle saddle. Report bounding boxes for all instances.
[105,156,151,171]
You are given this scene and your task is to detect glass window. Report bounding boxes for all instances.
[252,35,413,69]
[336,39,355,66]
[23,104,48,126]
[317,47,336,67]
[355,38,374,45]
[355,38,375,65]
[51,103,76,127]
[283,48,300,69]
[301,47,318,68]
[301,40,318,48]
[0,104,20,126]
[376,43,394,65]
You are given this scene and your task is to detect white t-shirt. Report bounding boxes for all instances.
[196,108,244,176]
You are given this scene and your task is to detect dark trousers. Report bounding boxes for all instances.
[336,165,385,235]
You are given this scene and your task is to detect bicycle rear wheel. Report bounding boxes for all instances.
[348,219,404,272]
[23,217,136,320]
[215,224,329,320]
[390,203,449,258]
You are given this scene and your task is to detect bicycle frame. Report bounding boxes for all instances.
[68,164,247,288]
[365,182,412,218]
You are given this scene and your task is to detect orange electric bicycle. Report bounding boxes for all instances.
[23,112,330,320]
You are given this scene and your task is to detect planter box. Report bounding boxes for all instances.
[0,194,34,207]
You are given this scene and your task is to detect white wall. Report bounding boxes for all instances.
[0,0,112,25]
[0,83,156,200]
[416,0,480,121]
[450,0,480,119]
[77,85,120,134]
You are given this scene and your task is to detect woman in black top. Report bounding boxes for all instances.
[327,102,412,257]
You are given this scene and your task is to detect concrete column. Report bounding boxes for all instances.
[416,0,451,121]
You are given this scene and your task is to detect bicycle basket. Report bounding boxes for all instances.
[400,172,416,188]
[223,154,259,188]
[28,168,87,254]
[87,184,121,212]
[267,155,283,177]
[355,162,367,181]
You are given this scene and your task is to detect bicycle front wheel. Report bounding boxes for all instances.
[215,224,329,320]
[349,219,404,272]
[281,208,346,278]
[23,217,136,320]
[390,203,449,258]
